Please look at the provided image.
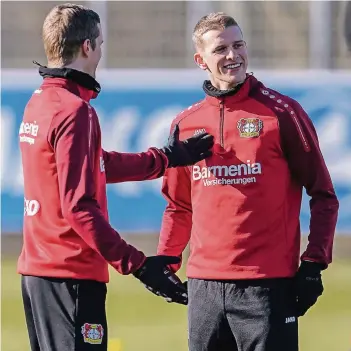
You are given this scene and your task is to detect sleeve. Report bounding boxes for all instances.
[50,103,146,275]
[279,98,339,268]
[157,164,192,273]
[102,148,168,184]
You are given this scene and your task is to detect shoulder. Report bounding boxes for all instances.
[252,79,314,152]
[37,84,89,114]
[54,88,90,115]
[48,87,90,121]
[170,99,206,128]
[48,92,91,133]
[251,78,306,116]
[250,81,308,124]
[48,98,92,149]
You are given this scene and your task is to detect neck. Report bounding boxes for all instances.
[48,60,94,78]
[210,77,244,91]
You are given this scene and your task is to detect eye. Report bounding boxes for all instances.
[214,46,225,53]
[234,43,244,49]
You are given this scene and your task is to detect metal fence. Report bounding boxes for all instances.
[1,1,350,69]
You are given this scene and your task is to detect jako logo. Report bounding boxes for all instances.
[285,317,296,324]
[192,161,262,186]
[194,128,206,136]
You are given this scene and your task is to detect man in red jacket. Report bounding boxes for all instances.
[157,12,339,351]
[18,4,214,351]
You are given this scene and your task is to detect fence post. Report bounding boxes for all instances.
[309,0,332,69]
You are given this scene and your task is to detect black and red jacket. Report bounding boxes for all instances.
[18,67,168,282]
[158,74,339,280]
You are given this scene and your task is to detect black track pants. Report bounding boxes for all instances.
[21,275,108,351]
[187,278,299,351]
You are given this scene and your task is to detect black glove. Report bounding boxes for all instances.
[133,255,188,305]
[147,271,188,305]
[295,261,324,316]
[162,124,214,167]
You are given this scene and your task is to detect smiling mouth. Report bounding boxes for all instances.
[224,63,242,69]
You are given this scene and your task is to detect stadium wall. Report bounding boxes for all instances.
[1,69,350,235]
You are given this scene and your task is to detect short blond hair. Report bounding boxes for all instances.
[42,3,100,66]
[192,12,239,49]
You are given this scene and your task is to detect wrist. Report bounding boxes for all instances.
[159,147,174,167]
[300,260,323,275]
[158,148,170,168]
[132,255,147,277]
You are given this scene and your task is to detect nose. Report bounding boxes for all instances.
[226,47,238,60]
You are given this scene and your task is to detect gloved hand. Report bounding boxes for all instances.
[148,271,188,305]
[295,261,324,316]
[133,255,188,305]
[161,124,214,167]
[164,280,187,304]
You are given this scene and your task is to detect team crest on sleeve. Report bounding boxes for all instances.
[237,118,263,138]
[81,323,104,344]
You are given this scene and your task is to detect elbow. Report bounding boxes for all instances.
[334,196,340,212]
[330,191,340,212]
[325,194,339,217]
[323,192,339,225]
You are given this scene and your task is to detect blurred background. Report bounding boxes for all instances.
[1,1,351,351]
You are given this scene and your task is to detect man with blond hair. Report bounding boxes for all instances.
[157,12,339,351]
[18,3,214,350]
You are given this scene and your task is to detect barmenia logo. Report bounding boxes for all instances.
[192,161,262,186]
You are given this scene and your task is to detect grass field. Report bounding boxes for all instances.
[2,236,351,351]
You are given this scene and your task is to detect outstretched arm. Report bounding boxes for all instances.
[103,124,214,184]
[103,148,168,183]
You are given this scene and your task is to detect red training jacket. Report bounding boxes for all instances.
[157,75,339,280]
[18,72,168,283]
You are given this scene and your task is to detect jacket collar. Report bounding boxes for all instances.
[37,65,101,102]
[204,74,258,106]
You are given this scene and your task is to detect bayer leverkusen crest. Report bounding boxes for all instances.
[81,323,104,344]
[237,118,263,138]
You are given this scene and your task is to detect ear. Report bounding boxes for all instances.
[81,39,91,58]
[194,52,208,71]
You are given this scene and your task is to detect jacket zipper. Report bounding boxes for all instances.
[219,99,225,147]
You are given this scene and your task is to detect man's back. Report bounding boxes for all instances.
[18,78,109,282]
